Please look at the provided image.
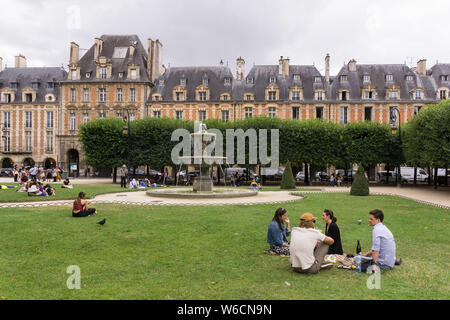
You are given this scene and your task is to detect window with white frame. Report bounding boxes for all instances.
[71,70,77,80]
[269,76,276,83]
[130,88,136,102]
[221,110,229,122]
[100,67,107,79]
[389,91,398,100]
[46,111,54,128]
[180,79,186,86]
[83,113,89,124]
[415,89,422,100]
[129,113,135,121]
[198,110,206,121]
[363,75,371,82]
[292,106,300,119]
[293,74,301,81]
[316,91,323,101]
[245,94,253,101]
[340,75,348,82]
[364,91,373,99]
[98,112,106,118]
[176,92,185,101]
[386,74,393,81]
[46,131,53,152]
[339,106,348,124]
[176,111,183,120]
[117,88,123,102]
[202,78,208,86]
[246,77,254,84]
[70,113,76,130]
[406,75,413,81]
[440,90,447,100]
[245,107,253,118]
[83,88,89,102]
[268,91,277,100]
[224,78,231,85]
[364,107,372,121]
[440,75,448,81]
[99,88,106,102]
[3,130,10,152]
[25,112,32,128]
[130,69,137,80]
[268,107,277,118]
[315,77,322,83]
[3,111,11,128]
[70,88,76,102]
[292,91,300,101]
[198,91,207,101]
[153,110,161,118]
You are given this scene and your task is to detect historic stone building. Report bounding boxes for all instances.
[1,34,449,175]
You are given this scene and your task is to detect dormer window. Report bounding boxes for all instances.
[130,69,137,80]
[100,67,107,79]
[386,74,393,81]
[245,94,253,101]
[180,79,186,86]
[159,79,164,86]
[31,82,39,89]
[314,76,322,83]
[224,78,231,85]
[389,91,398,100]
[269,76,276,84]
[176,92,185,101]
[406,75,413,81]
[340,75,348,82]
[47,82,54,89]
[10,82,18,89]
[71,70,77,80]
[363,75,370,82]
[415,89,422,100]
[441,75,449,81]
[118,72,124,78]
[293,74,301,81]
[86,72,91,79]
[364,91,373,99]
[246,77,254,84]
[202,78,209,86]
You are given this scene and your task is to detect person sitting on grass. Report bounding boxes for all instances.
[16,181,30,192]
[72,192,97,217]
[290,213,335,274]
[362,209,401,272]
[266,208,291,256]
[138,179,147,188]
[44,184,56,196]
[36,182,48,196]
[250,179,261,191]
[322,209,343,255]
[61,178,73,188]
[129,178,139,189]
[27,182,43,196]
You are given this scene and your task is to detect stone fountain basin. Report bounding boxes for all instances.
[146,188,258,199]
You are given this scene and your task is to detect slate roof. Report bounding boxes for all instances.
[0,67,66,103]
[429,63,450,90]
[151,66,234,102]
[67,34,150,82]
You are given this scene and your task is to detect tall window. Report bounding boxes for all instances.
[414,106,422,115]
[340,106,348,124]
[415,90,422,100]
[98,112,106,118]
[292,107,300,119]
[70,113,76,130]
[364,107,372,121]
[153,110,161,118]
[268,91,277,100]
[198,91,207,101]
[70,88,76,102]
[245,94,253,101]
[268,107,277,118]
[129,113,135,121]
[46,111,54,128]
[440,90,447,100]
[71,70,77,80]
[221,110,229,122]
[198,110,206,121]
[130,69,137,80]
[83,88,89,102]
[341,91,348,101]
[315,107,324,119]
[176,111,183,120]
[3,131,10,152]
[116,88,123,102]
[25,112,32,128]
[100,67,107,79]
[364,91,373,99]
[292,91,300,101]
[245,107,253,118]
[25,131,32,152]
[316,91,323,101]
[46,131,53,152]
[389,91,398,100]
[83,113,89,124]
[176,92,185,101]
[3,111,11,128]
[99,88,106,102]
[130,88,136,102]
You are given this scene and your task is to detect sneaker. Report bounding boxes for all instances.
[320,263,334,271]
[395,257,402,265]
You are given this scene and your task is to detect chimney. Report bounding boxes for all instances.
[236,56,245,80]
[15,54,27,68]
[94,37,103,60]
[325,53,330,84]
[129,44,135,58]
[0,57,3,72]
[278,56,289,77]
[148,38,163,82]
[417,59,427,75]
[69,42,79,64]
[348,59,357,72]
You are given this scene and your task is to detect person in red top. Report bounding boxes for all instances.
[72,192,97,217]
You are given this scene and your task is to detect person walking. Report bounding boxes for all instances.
[118,165,128,188]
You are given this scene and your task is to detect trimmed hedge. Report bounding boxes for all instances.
[280,160,296,189]
[350,166,369,196]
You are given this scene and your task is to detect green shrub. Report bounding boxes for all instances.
[350,165,369,196]
[280,160,296,189]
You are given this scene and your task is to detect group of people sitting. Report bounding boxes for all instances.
[16,180,57,196]
[266,208,400,274]
[128,178,163,189]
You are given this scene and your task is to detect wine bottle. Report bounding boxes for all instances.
[356,240,361,254]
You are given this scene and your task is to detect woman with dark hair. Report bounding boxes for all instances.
[321,209,343,254]
[72,192,97,217]
[266,207,291,256]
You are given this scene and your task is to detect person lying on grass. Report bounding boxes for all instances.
[0,185,17,189]
[72,192,97,217]
[290,213,335,274]
[266,207,291,256]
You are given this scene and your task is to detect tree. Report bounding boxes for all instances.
[350,165,369,196]
[280,160,296,189]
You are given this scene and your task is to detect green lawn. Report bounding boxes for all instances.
[0,193,448,300]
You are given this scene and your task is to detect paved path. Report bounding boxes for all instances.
[0,185,448,209]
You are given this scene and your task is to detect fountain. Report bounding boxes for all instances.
[146,123,258,199]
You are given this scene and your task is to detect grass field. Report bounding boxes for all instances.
[0,192,448,300]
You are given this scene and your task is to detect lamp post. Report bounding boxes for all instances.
[122,107,131,184]
[390,107,402,188]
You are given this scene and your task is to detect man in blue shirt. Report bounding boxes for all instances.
[363,209,400,272]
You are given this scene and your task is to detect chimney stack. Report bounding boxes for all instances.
[417,59,427,75]
[15,54,27,68]
[236,57,245,80]
[0,57,3,72]
[278,56,290,77]
[69,42,79,64]
[129,44,135,57]
[325,53,330,84]
[94,37,103,60]
[348,59,357,72]
[148,38,163,82]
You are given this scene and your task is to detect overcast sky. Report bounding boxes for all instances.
[1,0,449,76]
